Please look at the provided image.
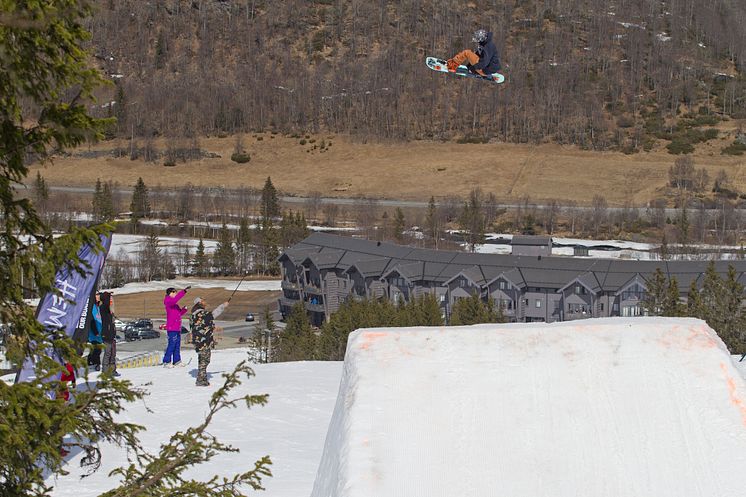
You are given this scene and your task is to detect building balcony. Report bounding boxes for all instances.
[304,301,325,313]
[304,284,323,295]
[279,296,300,309]
[281,279,300,291]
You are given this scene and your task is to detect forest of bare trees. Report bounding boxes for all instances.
[86,0,746,150]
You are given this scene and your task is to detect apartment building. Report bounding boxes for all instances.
[278,233,746,325]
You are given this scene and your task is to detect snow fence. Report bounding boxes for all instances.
[310,317,746,497]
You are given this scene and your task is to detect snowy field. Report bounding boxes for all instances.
[110,234,219,258]
[36,318,746,497]
[470,233,746,260]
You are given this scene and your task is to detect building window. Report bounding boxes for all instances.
[440,294,446,302]
[621,305,642,317]
[499,281,506,290]
[459,279,466,287]
[600,303,604,311]
[536,300,542,308]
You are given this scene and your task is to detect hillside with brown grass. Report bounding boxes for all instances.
[36,130,745,207]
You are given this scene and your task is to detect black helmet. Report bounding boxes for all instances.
[472,29,488,43]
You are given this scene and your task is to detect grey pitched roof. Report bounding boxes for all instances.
[345,258,391,278]
[303,249,345,269]
[285,233,746,294]
[280,246,321,264]
[512,235,552,246]
[444,265,487,287]
[381,262,425,283]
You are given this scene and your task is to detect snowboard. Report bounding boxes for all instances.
[426,56,505,84]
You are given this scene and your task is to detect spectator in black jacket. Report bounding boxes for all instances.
[99,291,119,376]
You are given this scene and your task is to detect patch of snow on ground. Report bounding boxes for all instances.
[110,234,218,257]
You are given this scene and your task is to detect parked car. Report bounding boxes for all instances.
[124,322,154,341]
[137,329,160,340]
[128,318,153,329]
[124,327,160,341]
[245,312,255,322]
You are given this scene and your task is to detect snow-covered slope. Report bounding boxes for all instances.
[48,350,341,497]
[311,318,746,497]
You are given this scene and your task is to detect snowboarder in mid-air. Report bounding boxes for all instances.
[447,29,501,77]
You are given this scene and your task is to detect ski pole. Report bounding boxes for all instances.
[228,273,248,302]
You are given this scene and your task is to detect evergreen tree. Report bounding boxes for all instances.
[721,265,746,354]
[0,6,270,494]
[237,217,253,274]
[213,223,236,275]
[318,299,398,360]
[689,261,746,352]
[92,178,104,221]
[393,207,406,242]
[426,196,440,248]
[33,171,49,215]
[260,176,280,221]
[193,238,209,277]
[279,210,308,248]
[643,268,668,315]
[274,303,316,362]
[459,190,486,252]
[663,277,685,316]
[398,294,444,327]
[93,180,115,222]
[255,217,280,275]
[103,181,116,220]
[450,293,504,325]
[130,176,150,226]
[686,279,704,317]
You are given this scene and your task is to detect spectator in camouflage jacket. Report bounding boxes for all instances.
[189,296,228,387]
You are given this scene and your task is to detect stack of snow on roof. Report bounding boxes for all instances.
[311,317,746,497]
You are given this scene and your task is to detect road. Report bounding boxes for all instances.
[47,185,744,215]
[117,319,279,354]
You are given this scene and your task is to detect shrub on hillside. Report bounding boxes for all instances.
[231,152,251,163]
[456,135,490,144]
[721,141,746,155]
[667,138,695,154]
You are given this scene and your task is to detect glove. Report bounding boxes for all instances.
[468,65,478,74]
[184,286,191,291]
[446,59,458,71]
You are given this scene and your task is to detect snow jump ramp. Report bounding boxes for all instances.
[311,317,746,497]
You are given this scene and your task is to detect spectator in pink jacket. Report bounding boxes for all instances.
[162,286,190,367]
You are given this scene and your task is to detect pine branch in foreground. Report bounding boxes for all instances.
[101,359,272,497]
